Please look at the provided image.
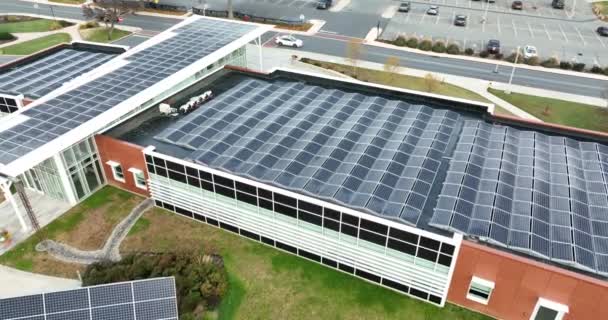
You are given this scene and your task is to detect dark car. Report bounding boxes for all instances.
[486,39,500,54]
[598,26,608,37]
[454,15,467,26]
[398,1,410,12]
[552,0,564,9]
[511,1,523,9]
[316,0,332,9]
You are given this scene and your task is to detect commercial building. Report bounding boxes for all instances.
[1,15,607,320]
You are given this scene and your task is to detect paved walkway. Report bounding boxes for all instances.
[0,265,80,298]
[252,45,540,121]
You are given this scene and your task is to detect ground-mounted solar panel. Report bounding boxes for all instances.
[0,18,258,165]
[430,120,608,276]
[154,78,461,226]
[0,277,177,320]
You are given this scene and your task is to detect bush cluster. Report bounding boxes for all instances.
[79,21,100,30]
[83,252,227,318]
[432,41,446,53]
[541,57,559,68]
[418,39,432,51]
[0,32,15,41]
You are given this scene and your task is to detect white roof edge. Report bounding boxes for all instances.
[0,16,272,177]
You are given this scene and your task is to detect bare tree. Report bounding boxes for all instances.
[83,0,142,41]
[383,56,400,84]
[423,73,441,93]
[346,39,364,76]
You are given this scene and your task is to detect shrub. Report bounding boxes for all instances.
[394,36,407,47]
[559,61,573,70]
[604,66,608,75]
[79,21,99,30]
[479,50,490,58]
[432,41,446,53]
[464,48,474,55]
[590,65,604,74]
[572,62,586,71]
[525,56,540,66]
[494,53,504,60]
[0,32,15,41]
[418,39,432,51]
[541,57,559,68]
[83,252,227,318]
[505,53,521,63]
[446,43,460,55]
[406,37,418,48]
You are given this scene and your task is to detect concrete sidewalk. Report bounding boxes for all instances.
[0,265,80,299]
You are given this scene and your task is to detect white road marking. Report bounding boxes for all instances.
[527,22,534,37]
[329,0,350,12]
[558,24,568,42]
[592,29,607,48]
[382,5,398,19]
[543,24,552,40]
[421,12,427,24]
[497,15,501,34]
[405,11,411,23]
[573,26,587,46]
[435,13,441,24]
[512,19,518,37]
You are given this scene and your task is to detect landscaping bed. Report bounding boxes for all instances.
[593,1,608,21]
[300,58,490,103]
[49,0,86,4]
[489,88,608,132]
[79,27,132,43]
[0,16,72,33]
[0,33,71,55]
[275,22,314,32]
[0,186,142,277]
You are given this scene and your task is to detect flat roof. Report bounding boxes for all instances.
[108,69,608,278]
[0,16,272,177]
[0,47,117,99]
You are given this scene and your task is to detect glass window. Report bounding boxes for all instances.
[530,298,569,320]
[107,161,125,182]
[130,168,146,189]
[466,276,494,305]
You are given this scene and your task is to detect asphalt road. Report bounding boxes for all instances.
[2,0,607,98]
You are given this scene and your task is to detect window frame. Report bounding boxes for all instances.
[106,160,125,182]
[466,276,494,305]
[529,298,568,320]
[128,167,147,190]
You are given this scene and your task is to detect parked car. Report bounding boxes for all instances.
[552,0,564,9]
[398,1,411,12]
[486,0,495,3]
[275,35,303,47]
[486,39,500,54]
[523,45,538,59]
[454,15,467,26]
[597,26,608,37]
[511,1,523,10]
[427,5,439,15]
[316,0,332,9]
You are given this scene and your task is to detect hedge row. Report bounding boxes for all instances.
[389,36,608,75]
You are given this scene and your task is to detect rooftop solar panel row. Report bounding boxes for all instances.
[430,120,608,275]
[154,79,461,226]
[0,277,178,320]
[0,18,256,166]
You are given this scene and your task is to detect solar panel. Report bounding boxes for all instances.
[0,277,178,320]
[154,79,461,226]
[0,18,257,165]
[430,120,608,276]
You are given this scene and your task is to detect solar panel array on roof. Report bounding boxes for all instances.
[0,49,115,99]
[430,120,608,275]
[0,277,178,320]
[0,18,256,165]
[154,79,461,225]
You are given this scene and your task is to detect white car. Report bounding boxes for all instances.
[275,35,303,48]
[427,5,439,15]
[523,45,538,59]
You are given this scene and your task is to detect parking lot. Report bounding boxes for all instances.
[380,0,607,65]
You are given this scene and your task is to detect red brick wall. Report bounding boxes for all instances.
[94,134,150,197]
[448,240,608,320]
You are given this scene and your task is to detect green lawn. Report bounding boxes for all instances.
[489,88,608,132]
[0,18,70,33]
[80,27,132,43]
[0,186,141,275]
[0,33,71,55]
[302,58,491,104]
[122,207,494,320]
[593,1,608,20]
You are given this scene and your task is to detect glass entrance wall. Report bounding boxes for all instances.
[20,158,67,201]
[60,137,105,201]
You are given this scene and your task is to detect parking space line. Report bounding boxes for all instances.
[421,12,427,24]
[573,26,587,46]
[405,11,411,23]
[592,30,607,48]
[512,19,518,37]
[558,24,568,43]
[542,24,551,40]
[435,13,440,24]
[527,22,534,38]
[497,15,501,34]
